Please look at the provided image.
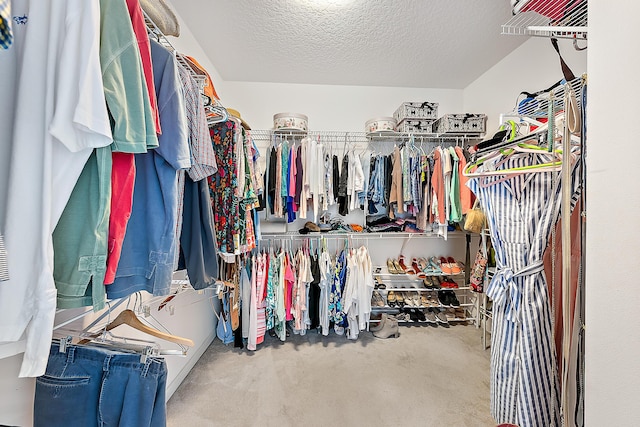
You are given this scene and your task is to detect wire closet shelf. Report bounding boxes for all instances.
[248,130,483,149]
[507,76,585,119]
[502,0,587,39]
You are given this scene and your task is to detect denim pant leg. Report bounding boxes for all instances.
[98,354,167,427]
[34,343,111,427]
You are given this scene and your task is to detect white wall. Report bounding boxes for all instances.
[585,2,640,425]
[165,0,226,97]
[464,37,587,132]
[222,81,463,132]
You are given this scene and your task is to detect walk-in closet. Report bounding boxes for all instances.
[1,0,637,426]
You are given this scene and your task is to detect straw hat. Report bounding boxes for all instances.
[227,108,251,130]
[139,0,180,37]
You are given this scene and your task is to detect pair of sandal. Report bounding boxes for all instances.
[386,258,404,275]
[371,291,386,307]
[439,256,463,275]
[386,256,416,275]
[387,291,407,307]
[416,257,444,275]
[387,256,431,279]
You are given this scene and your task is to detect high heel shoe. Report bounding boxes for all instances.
[417,257,430,274]
[398,255,413,274]
[373,317,399,339]
[387,258,398,274]
[371,290,385,307]
[395,291,405,307]
[387,291,397,307]
[393,259,404,275]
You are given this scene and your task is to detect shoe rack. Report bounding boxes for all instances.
[370,263,472,327]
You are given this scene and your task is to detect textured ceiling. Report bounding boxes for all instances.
[172,0,526,89]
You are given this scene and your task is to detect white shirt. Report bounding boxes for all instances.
[348,153,365,211]
[0,0,111,377]
[318,250,332,336]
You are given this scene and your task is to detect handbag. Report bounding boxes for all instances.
[216,292,234,345]
[464,199,486,234]
[470,247,488,293]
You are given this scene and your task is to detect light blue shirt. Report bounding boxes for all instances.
[109,39,190,298]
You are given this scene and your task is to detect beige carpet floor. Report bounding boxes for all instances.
[167,323,494,427]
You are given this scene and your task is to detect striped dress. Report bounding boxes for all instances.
[468,150,581,427]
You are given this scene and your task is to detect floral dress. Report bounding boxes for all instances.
[208,120,239,254]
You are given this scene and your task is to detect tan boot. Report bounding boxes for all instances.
[369,313,388,332]
[373,317,399,339]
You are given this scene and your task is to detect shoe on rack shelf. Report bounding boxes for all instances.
[420,293,429,307]
[398,255,415,275]
[394,312,410,322]
[374,278,387,290]
[428,256,443,274]
[454,307,466,320]
[393,259,404,275]
[403,292,413,307]
[411,291,421,307]
[373,316,399,339]
[447,290,460,308]
[439,256,453,275]
[438,277,450,289]
[432,276,442,290]
[447,256,463,275]
[408,309,420,322]
[387,259,398,274]
[424,309,438,324]
[415,309,426,322]
[425,292,435,308]
[395,292,405,308]
[442,277,458,289]
[371,290,385,307]
[417,257,430,274]
[434,309,450,327]
[445,308,456,321]
[387,291,397,307]
[412,258,426,279]
[423,276,435,290]
[438,291,451,307]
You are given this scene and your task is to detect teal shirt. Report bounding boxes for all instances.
[53,0,159,309]
[448,146,462,222]
[100,0,157,153]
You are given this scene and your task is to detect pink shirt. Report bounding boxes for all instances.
[104,153,135,284]
[126,0,161,135]
[284,255,296,321]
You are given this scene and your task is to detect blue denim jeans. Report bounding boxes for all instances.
[34,341,167,427]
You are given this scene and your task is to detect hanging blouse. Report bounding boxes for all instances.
[208,120,239,255]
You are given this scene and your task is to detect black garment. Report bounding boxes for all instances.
[366,214,391,226]
[294,145,303,205]
[337,154,349,216]
[367,156,378,214]
[332,155,339,200]
[308,254,321,330]
[234,314,244,349]
[267,147,277,215]
[178,175,219,290]
[384,154,392,206]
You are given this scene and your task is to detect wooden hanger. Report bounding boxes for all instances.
[79,309,194,347]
